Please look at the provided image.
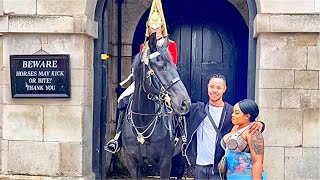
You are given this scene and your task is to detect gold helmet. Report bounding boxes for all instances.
[145,0,168,37]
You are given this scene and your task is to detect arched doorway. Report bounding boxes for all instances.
[133,0,249,105]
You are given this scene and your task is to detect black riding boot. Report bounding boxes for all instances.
[104,109,126,154]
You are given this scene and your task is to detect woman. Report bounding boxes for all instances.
[221,99,267,180]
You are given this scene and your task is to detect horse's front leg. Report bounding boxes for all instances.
[160,157,173,179]
[125,153,142,180]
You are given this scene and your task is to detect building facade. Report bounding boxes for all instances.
[0,0,319,179]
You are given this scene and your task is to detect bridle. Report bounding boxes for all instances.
[126,46,184,144]
[138,45,181,114]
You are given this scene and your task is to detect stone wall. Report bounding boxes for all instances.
[0,0,319,179]
[255,1,320,179]
[0,0,97,179]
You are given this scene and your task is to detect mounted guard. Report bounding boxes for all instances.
[105,0,188,154]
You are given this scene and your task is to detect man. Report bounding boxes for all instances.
[105,0,178,153]
[185,74,265,179]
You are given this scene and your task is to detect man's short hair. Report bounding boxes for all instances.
[209,74,227,85]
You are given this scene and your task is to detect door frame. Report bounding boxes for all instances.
[93,0,109,179]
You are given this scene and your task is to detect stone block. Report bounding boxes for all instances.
[3,0,36,15]
[3,85,47,105]
[5,16,97,38]
[8,16,74,33]
[294,71,319,89]
[84,0,96,19]
[301,90,320,109]
[0,0,3,15]
[44,106,82,142]
[2,67,9,85]
[2,34,41,68]
[82,134,92,176]
[1,140,8,174]
[84,70,93,106]
[264,147,284,180]
[0,72,2,104]
[60,142,82,176]
[42,35,86,69]
[73,17,98,39]
[257,0,314,14]
[83,106,93,144]
[297,33,318,46]
[0,35,3,69]
[0,16,8,32]
[258,89,281,108]
[122,44,133,57]
[37,0,86,16]
[285,147,303,157]
[303,109,320,147]
[71,69,85,86]
[45,85,85,106]
[122,57,133,83]
[260,108,302,147]
[0,104,2,125]
[258,34,307,70]
[254,14,270,37]
[259,70,294,88]
[270,15,320,32]
[285,148,320,180]
[307,46,320,70]
[281,89,302,109]
[84,37,94,70]
[8,141,60,176]
[3,105,43,141]
[121,0,149,44]
[316,0,320,13]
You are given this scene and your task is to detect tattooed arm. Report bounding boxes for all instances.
[247,131,264,180]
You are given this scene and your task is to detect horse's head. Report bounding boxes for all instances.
[133,33,191,115]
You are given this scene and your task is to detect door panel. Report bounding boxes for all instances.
[170,23,235,104]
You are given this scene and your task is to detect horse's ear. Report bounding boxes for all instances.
[148,32,157,53]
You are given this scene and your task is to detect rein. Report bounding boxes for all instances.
[127,48,183,144]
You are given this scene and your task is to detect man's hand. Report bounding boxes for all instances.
[248,121,264,135]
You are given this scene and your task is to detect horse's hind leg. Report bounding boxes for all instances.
[125,154,142,180]
[160,157,172,179]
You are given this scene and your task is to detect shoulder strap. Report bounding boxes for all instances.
[205,104,223,139]
[229,125,250,139]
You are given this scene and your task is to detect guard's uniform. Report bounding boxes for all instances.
[140,39,178,65]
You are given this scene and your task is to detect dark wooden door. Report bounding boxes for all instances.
[133,0,249,105]
[170,22,235,104]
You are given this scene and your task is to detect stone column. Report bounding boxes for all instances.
[255,1,320,179]
[0,0,97,179]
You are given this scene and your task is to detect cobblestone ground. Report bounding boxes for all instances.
[107,176,193,180]
[107,151,194,180]
[107,164,194,180]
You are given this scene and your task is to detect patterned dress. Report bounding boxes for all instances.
[222,126,267,180]
[226,150,267,180]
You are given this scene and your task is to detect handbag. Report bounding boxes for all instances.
[217,154,227,180]
[205,105,227,180]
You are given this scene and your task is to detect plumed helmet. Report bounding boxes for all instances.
[145,0,168,37]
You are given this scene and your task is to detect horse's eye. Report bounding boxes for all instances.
[157,65,165,71]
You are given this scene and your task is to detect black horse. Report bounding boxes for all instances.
[122,33,191,179]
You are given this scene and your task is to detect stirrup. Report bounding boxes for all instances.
[104,139,120,154]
